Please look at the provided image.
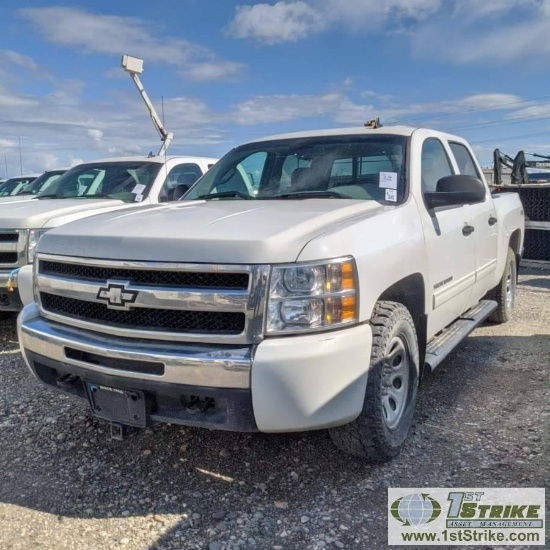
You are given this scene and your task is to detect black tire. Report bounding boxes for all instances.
[329,301,419,462]
[488,247,517,324]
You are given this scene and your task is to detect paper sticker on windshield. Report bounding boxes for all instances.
[385,189,397,202]
[135,194,143,202]
[132,183,146,195]
[379,172,398,189]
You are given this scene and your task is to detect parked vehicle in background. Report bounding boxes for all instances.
[528,172,550,183]
[0,155,216,310]
[0,174,40,196]
[0,170,67,204]
[18,125,523,461]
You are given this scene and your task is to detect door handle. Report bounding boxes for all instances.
[488,216,498,226]
[462,224,475,236]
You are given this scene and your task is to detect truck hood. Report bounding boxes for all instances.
[39,200,387,264]
[0,198,127,229]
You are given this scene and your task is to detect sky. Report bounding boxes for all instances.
[1,0,550,176]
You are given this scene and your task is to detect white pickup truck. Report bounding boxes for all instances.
[18,126,524,461]
[0,155,216,310]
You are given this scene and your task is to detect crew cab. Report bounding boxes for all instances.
[18,127,524,461]
[0,155,216,310]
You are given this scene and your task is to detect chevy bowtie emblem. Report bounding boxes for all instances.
[97,281,138,310]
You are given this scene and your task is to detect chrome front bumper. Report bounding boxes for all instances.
[18,304,252,389]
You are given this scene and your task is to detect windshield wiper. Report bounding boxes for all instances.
[73,194,118,199]
[197,191,252,200]
[273,191,341,199]
[37,193,61,199]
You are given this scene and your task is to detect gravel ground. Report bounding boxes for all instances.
[0,269,548,550]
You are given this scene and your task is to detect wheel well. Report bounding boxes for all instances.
[378,273,427,372]
[509,228,522,274]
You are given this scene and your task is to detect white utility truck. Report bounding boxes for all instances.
[0,155,216,310]
[18,125,524,461]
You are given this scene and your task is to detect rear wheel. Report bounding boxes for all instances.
[329,301,419,462]
[489,247,517,324]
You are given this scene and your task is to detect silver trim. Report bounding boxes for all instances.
[36,253,269,345]
[20,312,252,389]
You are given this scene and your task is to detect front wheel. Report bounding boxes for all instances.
[329,301,419,462]
[488,247,517,324]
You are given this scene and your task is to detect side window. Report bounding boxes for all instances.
[449,142,481,178]
[160,163,203,201]
[421,139,454,193]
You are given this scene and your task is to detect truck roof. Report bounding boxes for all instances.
[250,125,468,143]
[5,174,41,179]
[84,155,218,164]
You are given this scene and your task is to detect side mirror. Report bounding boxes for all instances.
[424,175,486,209]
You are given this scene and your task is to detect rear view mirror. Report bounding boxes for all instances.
[425,175,486,209]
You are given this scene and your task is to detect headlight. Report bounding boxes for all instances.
[267,257,358,334]
[27,229,48,263]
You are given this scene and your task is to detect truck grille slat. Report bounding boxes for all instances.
[39,261,250,290]
[0,233,19,243]
[40,292,246,335]
[0,252,18,264]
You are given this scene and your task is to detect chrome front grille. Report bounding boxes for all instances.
[40,292,246,334]
[36,254,269,344]
[0,230,26,268]
[39,260,251,290]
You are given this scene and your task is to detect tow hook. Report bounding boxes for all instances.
[109,422,137,441]
[5,269,19,292]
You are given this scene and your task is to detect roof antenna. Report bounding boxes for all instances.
[364,118,382,129]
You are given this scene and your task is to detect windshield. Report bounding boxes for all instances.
[185,135,407,201]
[19,170,66,195]
[38,161,162,201]
[0,176,38,196]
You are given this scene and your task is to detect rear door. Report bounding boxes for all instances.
[419,138,477,338]
[449,141,498,302]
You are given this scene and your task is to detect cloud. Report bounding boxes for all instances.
[19,7,244,82]
[228,0,550,64]
[228,1,325,44]
[231,93,365,125]
[228,0,441,43]
[181,61,246,82]
[411,0,550,64]
[452,0,535,19]
[87,129,104,145]
[0,50,40,73]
